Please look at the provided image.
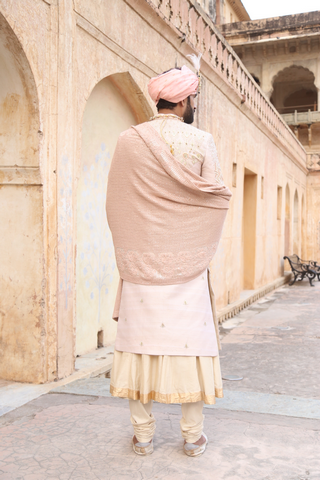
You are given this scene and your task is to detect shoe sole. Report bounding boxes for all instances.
[183,434,208,457]
[132,440,154,456]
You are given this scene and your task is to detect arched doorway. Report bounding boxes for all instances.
[76,73,152,355]
[271,66,317,114]
[0,13,41,382]
[284,184,291,260]
[293,190,299,255]
[301,194,306,259]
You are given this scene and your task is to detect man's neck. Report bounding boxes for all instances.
[158,108,183,117]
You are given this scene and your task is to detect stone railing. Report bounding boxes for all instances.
[282,110,320,125]
[145,0,307,167]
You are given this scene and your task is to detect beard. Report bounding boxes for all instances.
[183,97,194,124]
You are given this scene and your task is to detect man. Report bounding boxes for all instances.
[106,61,231,457]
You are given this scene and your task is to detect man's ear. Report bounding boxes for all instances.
[179,98,187,108]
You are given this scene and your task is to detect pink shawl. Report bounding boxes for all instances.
[106,123,231,287]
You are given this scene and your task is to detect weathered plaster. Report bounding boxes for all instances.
[0,0,314,383]
[0,186,44,382]
[76,77,137,355]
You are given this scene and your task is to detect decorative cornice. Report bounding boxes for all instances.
[224,0,250,23]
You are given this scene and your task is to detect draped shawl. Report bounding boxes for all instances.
[106,123,231,286]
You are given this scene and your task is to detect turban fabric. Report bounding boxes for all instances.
[148,65,199,104]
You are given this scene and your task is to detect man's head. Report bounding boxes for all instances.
[156,95,196,124]
[148,65,199,124]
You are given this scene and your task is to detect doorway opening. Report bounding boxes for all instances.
[76,72,152,356]
[97,330,104,348]
[284,184,291,270]
[301,194,306,259]
[242,168,258,290]
[285,185,291,256]
[293,190,299,255]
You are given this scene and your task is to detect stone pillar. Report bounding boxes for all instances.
[56,0,76,379]
[208,0,217,22]
[260,63,272,100]
[216,0,224,24]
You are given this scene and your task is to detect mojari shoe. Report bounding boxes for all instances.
[183,433,208,457]
[132,435,154,455]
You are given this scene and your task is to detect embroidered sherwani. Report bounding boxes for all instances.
[110,115,226,405]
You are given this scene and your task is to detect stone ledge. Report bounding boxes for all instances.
[0,166,42,185]
[217,273,292,324]
[0,348,114,418]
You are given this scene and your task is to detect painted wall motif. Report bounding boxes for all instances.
[76,77,137,355]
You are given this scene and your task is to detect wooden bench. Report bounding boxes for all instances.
[283,255,317,287]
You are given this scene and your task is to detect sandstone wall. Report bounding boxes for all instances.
[306,172,320,262]
[0,0,308,382]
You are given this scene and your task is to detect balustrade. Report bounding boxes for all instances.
[146,0,306,165]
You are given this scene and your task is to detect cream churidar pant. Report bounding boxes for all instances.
[129,399,204,444]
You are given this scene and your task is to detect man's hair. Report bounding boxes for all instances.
[156,98,178,111]
[156,67,181,111]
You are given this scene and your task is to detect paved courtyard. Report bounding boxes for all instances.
[0,280,320,479]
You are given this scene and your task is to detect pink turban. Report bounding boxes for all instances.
[148,65,199,104]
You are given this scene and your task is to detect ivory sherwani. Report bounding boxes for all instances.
[115,116,224,357]
[150,115,224,186]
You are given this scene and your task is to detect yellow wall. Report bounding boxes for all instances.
[0,0,310,383]
[307,172,320,262]
[0,12,44,382]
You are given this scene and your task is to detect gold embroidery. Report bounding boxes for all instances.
[110,385,223,405]
[140,299,143,303]
[157,116,182,157]
[161,323,165,328]
[184,301,187,305]
[185,344,188,348]
[140,342,143,346]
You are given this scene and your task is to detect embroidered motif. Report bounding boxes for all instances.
[115,243,219,284]
[147,117,224,185]
[184,301,187,305]
[140,299,143,303]
[185,344,188,348]
[161,323,165,328]
[140,342,143,346]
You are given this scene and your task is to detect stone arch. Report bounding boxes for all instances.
[81,71,153,129]
[0,14,39,165]
[76,72,151,355]
[0,13,42,382]
[293,190,299,255]
[284,184,290,258]
[271,65,317,114]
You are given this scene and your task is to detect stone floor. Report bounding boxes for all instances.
[0,280,320,479]
[0,347,114,417]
